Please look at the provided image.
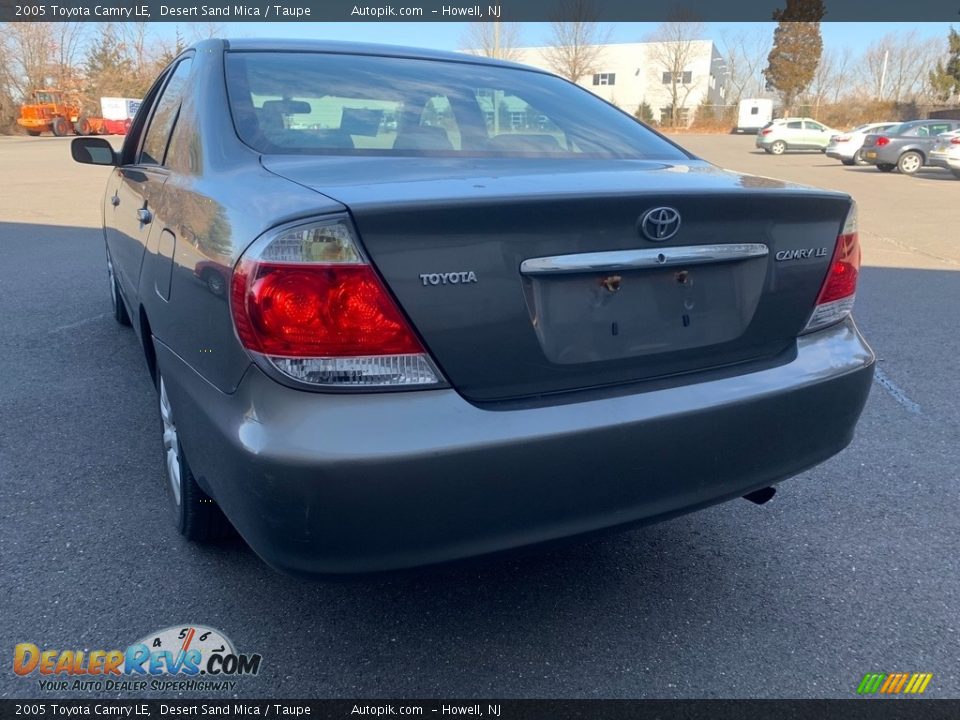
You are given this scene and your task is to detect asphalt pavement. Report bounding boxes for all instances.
[1,134,958,700]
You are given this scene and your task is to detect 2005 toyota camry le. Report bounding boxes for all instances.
[72,39,874,575]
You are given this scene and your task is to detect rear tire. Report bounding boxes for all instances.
[897,151,923,175]
[75,116,92,135]
[877,164,896,173]
[51,117,69,137]
[158,374,234,542]
[202,268,226,296]
[853,149,868,166]
[107,251,131,326]
[770,140,786,155]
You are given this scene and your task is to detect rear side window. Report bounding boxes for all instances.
[224,52,690,160]
[786,121,802,129]
[140,58,193,166]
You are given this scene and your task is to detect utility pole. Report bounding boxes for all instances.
[878,49,889,100]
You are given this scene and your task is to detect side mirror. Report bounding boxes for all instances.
[71,137,117,166]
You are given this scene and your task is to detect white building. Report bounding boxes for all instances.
[504,41,728,126]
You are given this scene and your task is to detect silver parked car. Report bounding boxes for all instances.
[71,40,874,575]
[928,131,960,178]
[825,122,899,166]
[756,117,838,154]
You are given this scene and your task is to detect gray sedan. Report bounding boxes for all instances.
[71,39,874,576]
[860,119,960,174]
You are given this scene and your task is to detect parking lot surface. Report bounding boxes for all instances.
[1,133,958,699]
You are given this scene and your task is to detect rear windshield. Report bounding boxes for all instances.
[224,51,690,160]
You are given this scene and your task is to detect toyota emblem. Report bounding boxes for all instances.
[639,207,681,241]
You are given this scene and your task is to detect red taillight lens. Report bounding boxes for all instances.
[816,232,861,304]
[232,262,422,357]
[761,128,773,135]
[804,203,861,333]
[835,135,849,142]
[230,217,442,388]
[875,136,890,147]
[951,137,960,145]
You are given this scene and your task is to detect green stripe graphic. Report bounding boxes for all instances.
[857,673,886,694]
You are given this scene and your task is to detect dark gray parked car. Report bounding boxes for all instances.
[860,119,960,174]
[72,39,874,575]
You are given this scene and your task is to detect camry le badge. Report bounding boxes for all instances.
[775,248,829,261]
[640,207,681,241]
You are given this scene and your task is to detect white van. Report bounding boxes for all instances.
[735,99,774,134]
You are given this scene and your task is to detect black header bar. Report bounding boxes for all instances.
[2,700,960,720]
[0,0,958,22]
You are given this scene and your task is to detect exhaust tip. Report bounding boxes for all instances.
[743,487,776,505]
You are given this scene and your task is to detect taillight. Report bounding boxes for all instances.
[231,216,443,388]
[951,137,960,145]
[804,202,861,333]
[834,135,848,143]
[761,128,773,136]
[875,136,890,147]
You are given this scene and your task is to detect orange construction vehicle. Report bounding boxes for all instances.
[17,89,109,136]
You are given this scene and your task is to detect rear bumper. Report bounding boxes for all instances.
[825,148,852,160]
[860,148,898,165]
[16,118,49,130]
[158,318,874,576]
[927,154,952,169]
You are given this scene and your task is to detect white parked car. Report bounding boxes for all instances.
[755,117,839,155]
[928,130,960,178]
[825,122,900,166]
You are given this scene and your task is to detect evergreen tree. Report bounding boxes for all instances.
[634,100,655,124]
[763,0,825,114]
[929,27,960,103]
[83,24,139,111]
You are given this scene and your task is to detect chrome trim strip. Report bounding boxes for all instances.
[520,244,769,275]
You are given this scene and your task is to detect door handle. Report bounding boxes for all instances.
[137,207,153,225]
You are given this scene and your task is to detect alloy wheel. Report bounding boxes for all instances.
[159,377,182,507]
[899,153,922,174]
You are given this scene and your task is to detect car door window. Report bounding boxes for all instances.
[806,121,826,132]
[786,121,802,130]
[140,58,193,166]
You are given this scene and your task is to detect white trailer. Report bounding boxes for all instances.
[100,97,142,122]
[735,99,774,134]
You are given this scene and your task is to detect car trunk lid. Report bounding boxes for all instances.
[262,157,851,402]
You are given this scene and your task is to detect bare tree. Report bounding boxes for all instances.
[806,46,836,114]
[186,22,227,43]
[719,24,771,104]
[0,23,87,98]
[860,32,942,102]
[461,22,524,61]
[647,16,707,127]
[543,0,611,82]
[830,46,853,103]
